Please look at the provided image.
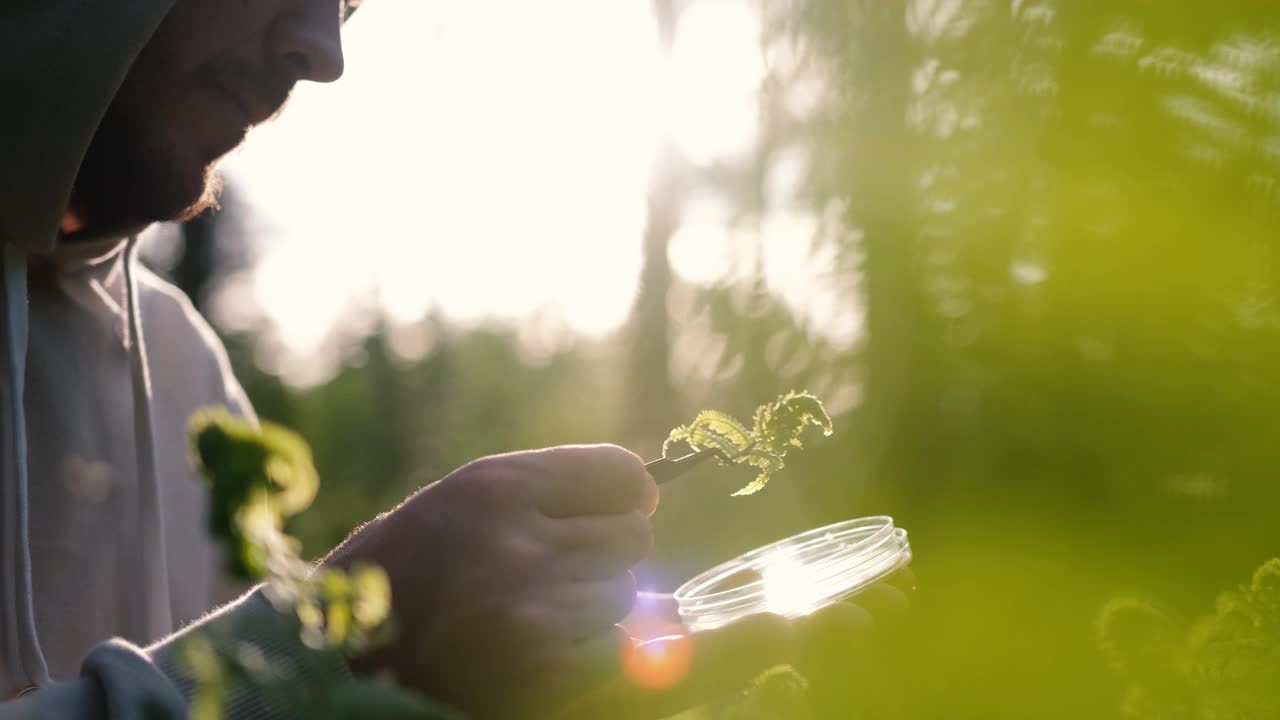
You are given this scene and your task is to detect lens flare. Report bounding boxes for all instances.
[621,633,694,691]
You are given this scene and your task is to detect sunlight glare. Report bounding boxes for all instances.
[221,0,664,381]
[668,191,735,286]
[762,551,823,617]
[666,1,765,165]
[762,210,864,349]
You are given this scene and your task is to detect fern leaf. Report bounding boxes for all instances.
[663,426,693,458]
[731,476,770,497]
[665,424,743,460]
[663,390,831,496]
[689,410,755,450]
[665,409,755,458]
[729,449,785,495]
[738,448,785,474]
[754,391,833,453]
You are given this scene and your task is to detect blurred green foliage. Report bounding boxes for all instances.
[186,412,456,720]
[165,0,1280,716]
[190,408,319,580]
[713,665,813,719]
[1098,558,1280,718]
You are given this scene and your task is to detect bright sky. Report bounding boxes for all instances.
[212,0,855,385]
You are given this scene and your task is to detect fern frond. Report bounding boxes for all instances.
[665,422,746,460]
[738,447,785,473]
[731,476,770,497]
[689,410,755,450]
[754,391,833,453]
[664,390,831,496]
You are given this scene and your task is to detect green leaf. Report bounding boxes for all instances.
[297,598,324,630]
[190,685,225,720]
[189,408,322,581]
[327,599,351,646]
[351,564,393,629]
[186,408,429,718]
[319,569,353,599]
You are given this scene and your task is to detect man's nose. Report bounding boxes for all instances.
[268,0,346,84]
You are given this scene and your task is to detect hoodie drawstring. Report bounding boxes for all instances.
[123,236,174,642]
[0,238,172,690]
[1,244,50,689]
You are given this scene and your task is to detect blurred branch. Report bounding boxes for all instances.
[620,0,688,447]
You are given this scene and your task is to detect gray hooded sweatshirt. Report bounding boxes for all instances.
[0,2,330,717]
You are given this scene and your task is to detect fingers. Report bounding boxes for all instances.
[795,600,873,637]
[522,626,630,717]
[792,572,914,687]
[620,592,683,643]
[556,572,915,718]
[882,565,917,594]
[678,612,794,686]
[846,565,915,632]
[621,592,681,636]
[508,580,639,714]
[536,445,654,518]
[792,600,873,663]
[553,626,632,704]
[559,612,796,720]
[852,581,910,622]
[547,574,639,641]
[543,510,654,580]
[640,473,660,517]
[560,580,912,720]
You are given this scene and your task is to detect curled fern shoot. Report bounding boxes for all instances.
[664,391,833,496]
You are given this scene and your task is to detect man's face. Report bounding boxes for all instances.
[69,0,348,236]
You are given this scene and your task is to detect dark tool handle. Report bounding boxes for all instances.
[645,449,721,485]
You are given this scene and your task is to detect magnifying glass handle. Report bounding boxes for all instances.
[645,449,721,485]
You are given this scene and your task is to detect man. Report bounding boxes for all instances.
[0,0,907,717]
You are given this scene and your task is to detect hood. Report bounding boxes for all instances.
[0,0,179,692]
[0,0,178,255]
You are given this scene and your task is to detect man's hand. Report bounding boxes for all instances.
[559,568,914,720]
[323,445,659,719]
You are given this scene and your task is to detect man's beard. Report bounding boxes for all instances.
[66,36,294,241]
[68,105,223,240]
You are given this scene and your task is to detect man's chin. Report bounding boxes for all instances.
[150,150,224,222]
[173,166,223,221]
[65,165,222,243]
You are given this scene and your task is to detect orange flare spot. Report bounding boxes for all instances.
[621,633,694,690]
